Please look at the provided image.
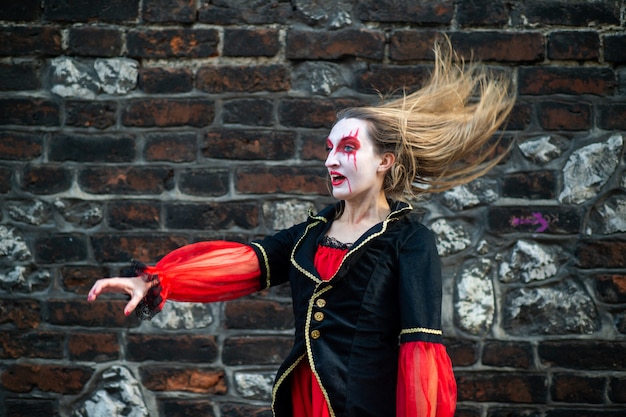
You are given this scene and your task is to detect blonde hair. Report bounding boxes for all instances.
[337,40,516,200]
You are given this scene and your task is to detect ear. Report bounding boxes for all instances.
[378,152,395,173]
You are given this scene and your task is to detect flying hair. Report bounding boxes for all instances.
[336,38,516,200]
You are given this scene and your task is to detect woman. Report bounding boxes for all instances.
[88,41,515,417]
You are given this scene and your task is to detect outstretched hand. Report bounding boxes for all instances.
[87,276,153,316]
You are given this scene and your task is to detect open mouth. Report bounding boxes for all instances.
[330,173,346,185]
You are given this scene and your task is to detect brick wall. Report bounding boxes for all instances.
[1,1,625,416]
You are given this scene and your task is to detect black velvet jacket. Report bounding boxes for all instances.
[249,200,443,417]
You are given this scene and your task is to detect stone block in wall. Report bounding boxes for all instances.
[139,67,193,94]
[604,33,626,63]
[0,26,62,56]
[589,193,626,234]
[222,336,293,366]
[519,66,615,96]
[0,131,43,160]
[68,332,120,362]
[222,99,274,126]
[165,202,259,230]
[356,0,453,24]
[521,0,621,26]
[142,0,196,23]
[44,0,139,22]
[78,166,175,195]
[503,280,597,335]
[262,199,316,231]
[538,340,626,370]
[517,134,569,164]
[148,301,214,330]
[139,366,227,393]
[68,27,124,57]
[455,259,495,335]
[598,102,626,130]
[236,166,328,195]
[178,168,230,197]
[224,28,280,57]
[488,206,581,234]
[292,62,348,96]
[0,0,41,20]
[159,399,216,417]
[548,31,600,61]
[49,133,137,163]
[441,178,498,211]
[225,299,294,330]
[107,200,161,230]
[70,366,148,417]
[55,199,104,228]
[47,299,140,328]
[498,240,562,284]
[20,165,72,195]
[198,0,293,24]
[65,100,117,129]
[550,373,605,404]
[0,299,41,329]
[0,61,42,90]
[127,29,219,58]
[127,334,219,362]
[286,28,385,60]
[196,65,290,93]
[576,239,626,269]
[144,132,197,162]
[559,134,623,204]
[1,363,93,394]
[0,97,60,126]
[455,372,548,403]
[430,218,472,257]
[0,331,64,359]
[450,31,544,62]
[122,98,214,127]
[537,100,592,131]
[234,370,276,400]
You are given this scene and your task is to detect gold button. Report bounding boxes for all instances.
[314,312,324,322]
[316,299,326,308]
[311,329,321,339]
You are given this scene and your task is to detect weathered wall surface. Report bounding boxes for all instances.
[1,1,625,416]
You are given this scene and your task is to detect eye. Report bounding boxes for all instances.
[342,144,355,152]
[325,139,333,152]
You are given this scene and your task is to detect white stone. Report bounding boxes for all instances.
[149,301,213,330]
[594,194,626,234]
[442,178,498,210]
[499,240,559,283]
[0,226,31,261]
[455,259,494,335]
[430,219,471,256]
[50,57,99,99]
[263,199,316,231]
[234,371,276,400]
[559,134,623,204]
[95,58,138,95]
[518,135,563,163]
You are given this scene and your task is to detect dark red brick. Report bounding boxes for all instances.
[68,332,120,361]
[21,165,72,194]
[198,1,292,25]
[143,0,196,22]
[539,340,626,370]
[0,167,12,193]
[356,64,431,94]
[357,0,453,23]
[456,372,547,403]
[165,201,259,230]
[48,299,140,327]
[487,408,542,417]
[60,265,110,294]
[537,100,592,131]
[545,410,626,417]
[522,0,620,26]
[160,399,216,417]
[0,299,41,329]
[278,98,363,129]
[501,171,557,199]
[593,274,626,304]
[220,403,272,417]
[91,233,189,263]
[34,234,88,264]
[127,29,219,58]
[450,32,544,62]
[0,61,41,90]
[506,101,533,130]
[4,399,57,417]
[222,99,274,126]
[551,373,604,403]
[108,200,161,230]
[122,98,214,127]
[65,100,117,129]
[44,0,139,22]
[597,102,626,130]
[519,67,615,96]
[301,131,330,162]
[0,26,62,56]
[0,131,43,160]
[457,0,509,26]
[68,27,123,57]
[196,65,290,93]
[446,338,478,367]
[0,331,64,359]
[224,28,279,57]
[488,206,581,234]
[389,30,443,61]
[144,132,197,162]
[1,363,92,394]
[604,34,626,63]
[0,98,60,126]
[139,67,193,94]
[609,376,626,403]
[482,341,533,369]
[225,299,294,330]
[455,407,482,417]
[576,240,626,269]
[236,166,327,195]
[286,29,385,60]
[222,336,293,365]
[178,169,229,197]
[140,366,226,393]
[78,166,174,194]
[49,133,136,162]
[203,129,296,160]
[127,334,218,362]
[548,31,599,61]
[0,0,41,20]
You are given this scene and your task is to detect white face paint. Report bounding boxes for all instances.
[325,118,384,201]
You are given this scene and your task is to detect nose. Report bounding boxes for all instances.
[325,150,338,168]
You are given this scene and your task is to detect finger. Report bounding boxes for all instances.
[124,294,143,316]
[87,278,130,301]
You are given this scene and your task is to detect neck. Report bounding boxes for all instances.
[339,193,391,225]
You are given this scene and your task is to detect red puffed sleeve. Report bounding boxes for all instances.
[135,241,261,318]
[396,341,457,417]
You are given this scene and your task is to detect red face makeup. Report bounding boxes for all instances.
[325,118,384,201]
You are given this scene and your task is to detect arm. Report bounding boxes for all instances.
[88,240,261,317]
[396,225,457,416]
